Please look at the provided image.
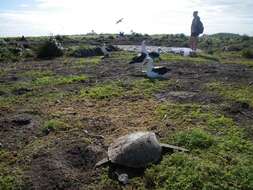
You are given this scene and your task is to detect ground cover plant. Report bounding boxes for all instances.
[0,34,253,190]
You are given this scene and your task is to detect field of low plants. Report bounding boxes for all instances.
[0,33,253,190]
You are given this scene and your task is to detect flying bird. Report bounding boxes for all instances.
[116,18,124,24]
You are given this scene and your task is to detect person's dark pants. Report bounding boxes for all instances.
[190,33,199,51]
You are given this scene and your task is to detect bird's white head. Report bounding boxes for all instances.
[141,40,148,54]
[143,56,153,65]
[143,56,154,71]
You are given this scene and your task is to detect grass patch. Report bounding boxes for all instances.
[79,79,173,100]
[207,82,253,106]
[111,51,136,61]
[80,83,124,100]
[173,128,216,149]
[155,102,234,131]
[142,102,253,190]
[217,51,253,66]
[42,119,69,135]
[160,53,215,64]
[145,148,253,190]
[32,74,87,86]
[0,90,69,109]
[242,49,253,59]
[0,152,23,190]
[129,78,174,97]
[0,174,20,190]
[18,70,54,79]
[197,53,220,62]
[74,57,101,65]
[96,102,249,189]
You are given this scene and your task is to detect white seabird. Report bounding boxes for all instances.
[101,43,111,59]
[143,56,170,78]
[129,41,148,64]
[142,40,161,60]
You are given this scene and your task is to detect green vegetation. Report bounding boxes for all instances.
[216,51,253,66]
[0,47,21,62]
[32,74,87,86]
[173,128,215,149]
[18,70,54,79]
[80,83,124,100]
[97,101,253,189]
[79,79,174,100]
[155,102,234,131]
[144,102,253,190]
[242,49,253,59]
[0,151,22,190]
[74,57,101,65]
[0,175,19,190]
[112,51,136,60]
[69,45,103,57]
[37,38,63,59]
[1,33,253,189]
[42,119,69,135]
[160,53,219,64]
[207,82,253,106]
[130,79,173,97]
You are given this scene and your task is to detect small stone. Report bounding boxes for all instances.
[12,87,32,95]
[11,114,32,126]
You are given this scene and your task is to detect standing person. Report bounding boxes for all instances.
[190,11,204,51]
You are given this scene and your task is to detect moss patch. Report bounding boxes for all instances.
[207,82,253,106]
[80,83,124,100]
[42,119,69,135]
[74,57,101,65]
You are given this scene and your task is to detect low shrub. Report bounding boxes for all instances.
[70,46,103,57]
[37,38,63,59]
[42,119,68,135]
[242,49,253,59]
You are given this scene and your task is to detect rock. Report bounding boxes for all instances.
[12,87,33,95]
[11,114,32,126]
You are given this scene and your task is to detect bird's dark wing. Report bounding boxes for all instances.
[129,53,147,64]
[152,67,170,75]
[149,52,160,58]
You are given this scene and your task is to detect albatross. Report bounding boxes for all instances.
[149,47,162,60]
[143,56,170,78]
[129,41,148,64]
[101,43,111,59]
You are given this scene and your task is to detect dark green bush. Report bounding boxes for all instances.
[0,47,20,62]
[242,49,253,59]
[37,38,63,59]
[70,46,103,57]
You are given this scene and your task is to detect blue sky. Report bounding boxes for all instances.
[0,0,253,37]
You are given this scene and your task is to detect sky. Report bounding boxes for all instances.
[0,0,253,37]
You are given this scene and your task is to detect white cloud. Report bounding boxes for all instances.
[0,0,252,36]
[20,4,30,8]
